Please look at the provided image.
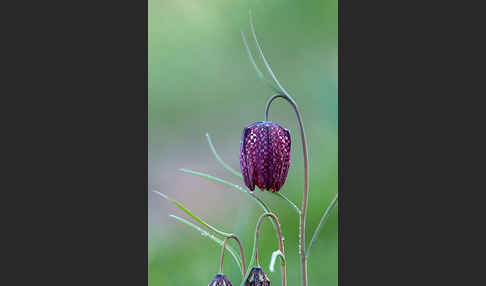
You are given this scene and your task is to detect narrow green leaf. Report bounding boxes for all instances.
[306,193,339,258]
[241,30,280,93]
[170,215,243,274]
[179,168,280,237]
[248,10,289,97]
[179,168,272,215]
[206,133,242,178]
[153,190,232,237]
[274,192,301,215]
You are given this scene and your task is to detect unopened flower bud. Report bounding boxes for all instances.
[245,267,270,286]
[209,273,233,286]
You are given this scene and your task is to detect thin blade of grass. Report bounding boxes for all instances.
[274,192,301,215]
[170,215,243,274]
[241,30,280,93]
[206,133,242,178]
[306,193,339,258]
[179,168,272,214]
[248,10,290,97]
[179,168,280,233]
[153,190,232,237]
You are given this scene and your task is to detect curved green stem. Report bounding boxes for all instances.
[265,93,310,286]
[242,11,314,285]
[239,212,286,286]
[247,12,311,286]
[220,235,247,277]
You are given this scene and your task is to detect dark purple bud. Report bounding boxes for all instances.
[240,121,291,192]
[245,267,270,286]
[209,273,233,286]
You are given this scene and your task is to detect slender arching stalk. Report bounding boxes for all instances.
[246,11,310,286]
[265,94,310,286]
[254,212,287,286]
[220,235,247,277]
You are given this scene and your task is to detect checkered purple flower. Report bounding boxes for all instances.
[240,121,291,192]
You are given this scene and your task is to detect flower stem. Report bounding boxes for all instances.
[247,11,310,286]
[220,235,247,277]
[265,94,309,286]
[254,213,287,286]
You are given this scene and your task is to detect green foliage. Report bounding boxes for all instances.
[148,0,338,285]
[170,215,243,273]
[153,190,232,237]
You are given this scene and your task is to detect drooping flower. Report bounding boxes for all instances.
[209,273,233,286]
[240,121,291,192]
[245,267,270,286]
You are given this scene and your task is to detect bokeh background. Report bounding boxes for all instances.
[148,0,337,285]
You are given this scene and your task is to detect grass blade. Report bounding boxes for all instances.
[206,133,242,178]
[241,30,280,93]
[179,168,272,214]
[274,192,301,215]
[179,168,280,234]
[170,215,243,274]
[306,193,338,258]
[153,190,232,237]
[248,10,289,97]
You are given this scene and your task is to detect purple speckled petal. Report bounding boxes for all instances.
[268,124,282,191]
[240,127,253,190]
[276,128,291,191]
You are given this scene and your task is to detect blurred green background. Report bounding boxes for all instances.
[148,0,337,285]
